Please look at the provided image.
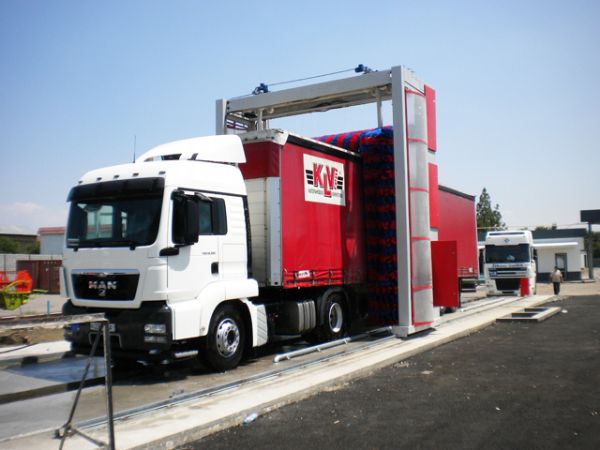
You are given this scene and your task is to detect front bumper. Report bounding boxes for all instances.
[62,300,185,361]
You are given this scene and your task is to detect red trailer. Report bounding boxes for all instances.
[239,130,366,290]
[437,185,479,292]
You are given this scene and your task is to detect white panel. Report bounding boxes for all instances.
[219,196,248,280]
[411,240,433,288]
[410,191,431,238]
[245,177,282,286]
[412,288,434,323]
[408,141,429,190]
[245,179,268,285]
[406,93,427,141]
[170,298,202,340]
[266,177,282,286]
[136,135,246,164]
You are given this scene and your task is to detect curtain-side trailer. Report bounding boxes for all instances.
[437,185,479,292]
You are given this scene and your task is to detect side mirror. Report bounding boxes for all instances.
[172,192,200,246]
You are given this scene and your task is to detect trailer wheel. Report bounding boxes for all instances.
[204,304,245,371]
[319,292,347,342]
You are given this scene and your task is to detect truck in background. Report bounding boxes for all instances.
[483,230,537,296]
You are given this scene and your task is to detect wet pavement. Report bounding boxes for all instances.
[185,295,600,450]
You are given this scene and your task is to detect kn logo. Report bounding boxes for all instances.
[303,154,345,206]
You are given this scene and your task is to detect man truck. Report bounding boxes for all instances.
[62,130,371,370]
[483,230,537,296]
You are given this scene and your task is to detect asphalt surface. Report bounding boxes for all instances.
[182,295,600,450]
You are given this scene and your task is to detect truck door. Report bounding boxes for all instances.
[166,192,222,301]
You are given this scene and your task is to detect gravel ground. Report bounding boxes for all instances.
[184,294,600,450]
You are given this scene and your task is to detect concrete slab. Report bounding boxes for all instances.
[0,355,105,404]
[496,306,562,322]
[0,341,70,365]
[4,294,553,450]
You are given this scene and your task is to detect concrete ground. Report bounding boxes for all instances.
[185,294,600,450]
[0,294,67,317]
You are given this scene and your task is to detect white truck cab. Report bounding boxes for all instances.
[62,135,266,370]
[484,230,537,296]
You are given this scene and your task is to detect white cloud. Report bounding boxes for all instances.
[0,202,68,233]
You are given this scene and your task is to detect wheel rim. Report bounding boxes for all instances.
[215,318,240,358]
[328,302,343,334]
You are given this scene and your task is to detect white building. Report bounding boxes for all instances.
[38,227,65,255]
[531,229,587,281]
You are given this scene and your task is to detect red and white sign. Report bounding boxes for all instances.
[303,154,345,206]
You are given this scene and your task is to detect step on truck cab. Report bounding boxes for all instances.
[61,130,366,371]
[484,230,537,296]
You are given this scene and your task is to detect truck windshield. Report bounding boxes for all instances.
[485,244,530,263]
[66,178,164,249]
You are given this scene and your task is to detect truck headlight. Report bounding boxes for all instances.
[144,323,167,335]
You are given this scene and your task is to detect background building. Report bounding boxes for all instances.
[38,227,65,255]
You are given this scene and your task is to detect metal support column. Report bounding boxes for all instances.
[391,66,412,334]
[588,222,594,280]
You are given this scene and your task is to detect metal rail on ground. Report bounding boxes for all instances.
[75,330,401,432]
[273,326,393,362]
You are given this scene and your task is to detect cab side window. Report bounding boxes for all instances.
[198,197,227,235]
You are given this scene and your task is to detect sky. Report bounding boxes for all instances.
[1,0,599,234]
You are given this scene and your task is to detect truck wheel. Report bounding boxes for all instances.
[204,304,245,371]
[320,293,347,342]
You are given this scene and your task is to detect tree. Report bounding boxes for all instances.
[24,241,40,255]
[534,223,558,231]
[476,188,505,231]
[0,236,19,253]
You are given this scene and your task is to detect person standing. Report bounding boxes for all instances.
[550,266,564,295]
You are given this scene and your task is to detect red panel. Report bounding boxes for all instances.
[239,141,280,179]
[425,85,437,151]
[428,163,439,229]
[438,189,478,279]
[520,278,530,296]
[279,142,365,288]
[431,240,459,308]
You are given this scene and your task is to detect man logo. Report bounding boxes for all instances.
[88,280,117,297]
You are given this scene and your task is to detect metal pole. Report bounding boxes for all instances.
[376,90,383,128]
[59,330,102,450]
[103,322,116,450]
[588,223,594,281]
[215,99,227,135]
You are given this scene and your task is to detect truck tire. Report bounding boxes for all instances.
[315,292,347,342]
[204,304,245,371]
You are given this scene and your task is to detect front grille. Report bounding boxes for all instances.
[495,278,520,291]
[72,272,139,300]
[490,269,528,278]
